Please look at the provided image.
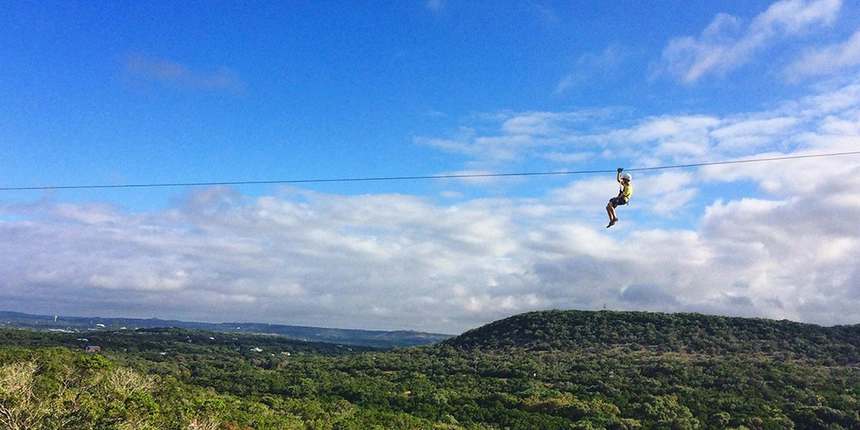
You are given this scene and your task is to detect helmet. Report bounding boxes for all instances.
[622,173,632,181]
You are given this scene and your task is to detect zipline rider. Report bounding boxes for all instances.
[606,168,632,228]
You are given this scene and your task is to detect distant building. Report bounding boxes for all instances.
[85,346,101,352]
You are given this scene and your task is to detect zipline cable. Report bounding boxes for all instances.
[625,150,860,173]
[2,150,859,192]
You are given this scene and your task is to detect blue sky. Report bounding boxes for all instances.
[2,0,860,333]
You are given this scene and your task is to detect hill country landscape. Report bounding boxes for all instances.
[1,309,859,429]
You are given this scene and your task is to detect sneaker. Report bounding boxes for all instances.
[606,220,616,228]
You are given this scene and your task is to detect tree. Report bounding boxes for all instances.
[632,395,701,430]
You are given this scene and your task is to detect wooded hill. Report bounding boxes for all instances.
[1,310,859,429]
[446,310,860,363]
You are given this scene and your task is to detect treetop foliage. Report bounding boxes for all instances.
[444,310,860,363]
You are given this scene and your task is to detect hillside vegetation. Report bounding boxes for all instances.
[446,310,860,363]
[2,310,859,429]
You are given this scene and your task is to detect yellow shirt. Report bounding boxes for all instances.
[619,182,632,201]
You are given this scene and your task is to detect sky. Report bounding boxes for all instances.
[2,0,860,334]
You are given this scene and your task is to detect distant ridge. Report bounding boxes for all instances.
[443,310,860,364]
[0,311,453,348]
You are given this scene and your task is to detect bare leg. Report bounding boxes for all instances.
[606,202,617,227]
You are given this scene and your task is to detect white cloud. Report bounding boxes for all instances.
[710,116,800,153]
[416,111,606,163]
[753,0,840,34]
[696,188,860,324]
[786,31,860,80]
[661,0,841,83]
[635,171,699,217]
[605,115,720,162]
[4,144,859,332]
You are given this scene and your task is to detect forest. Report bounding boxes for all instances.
[1,310,859,429]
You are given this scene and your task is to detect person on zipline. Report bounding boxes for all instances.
[606,168,632,228]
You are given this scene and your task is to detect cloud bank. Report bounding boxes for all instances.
[3,77,860,334]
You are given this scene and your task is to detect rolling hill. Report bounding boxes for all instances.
[443,309,860,364]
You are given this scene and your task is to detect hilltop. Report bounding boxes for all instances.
[443,310,860,363]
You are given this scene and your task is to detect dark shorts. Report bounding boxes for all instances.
[609,197,628,208]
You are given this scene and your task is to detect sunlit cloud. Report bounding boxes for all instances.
[786,31,860,80]
[416,110,614,164]
[661,0,841,83]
